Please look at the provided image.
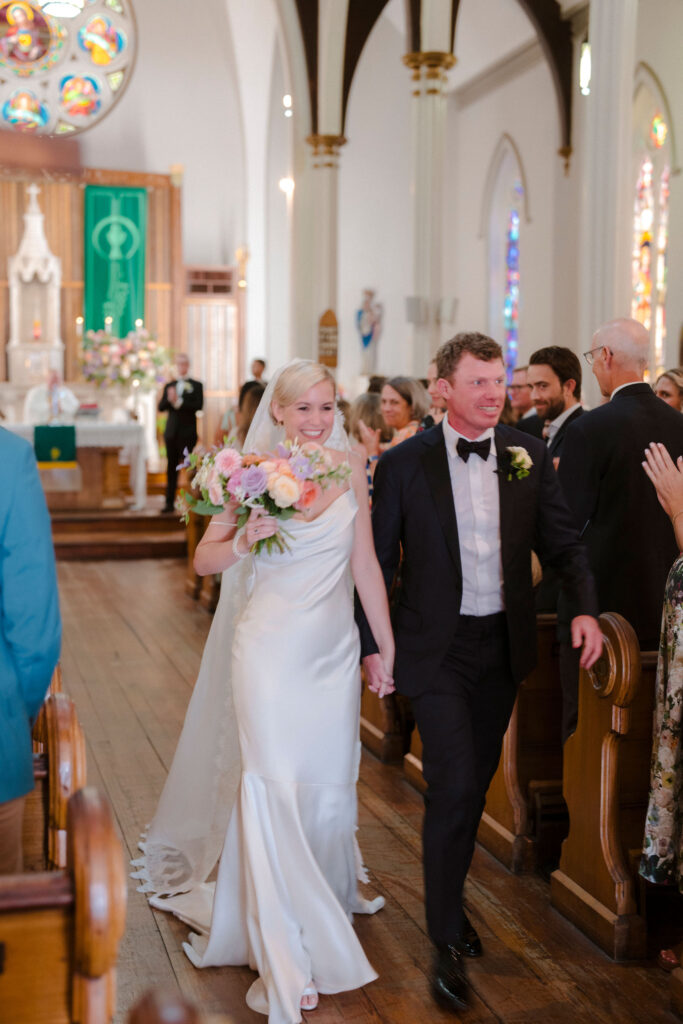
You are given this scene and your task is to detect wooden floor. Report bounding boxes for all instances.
[58,559,679,1024]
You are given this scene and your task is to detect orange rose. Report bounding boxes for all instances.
[294,479,322,511]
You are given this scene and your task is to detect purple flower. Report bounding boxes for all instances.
[176,447,192,470]
[289,454,312,480]
[241,464,268,498]
[276,443,290,458]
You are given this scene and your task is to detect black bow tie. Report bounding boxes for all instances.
[456,437,491,463]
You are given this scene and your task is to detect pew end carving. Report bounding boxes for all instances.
[0,786,127,1024]
[24,693,87,870]
[550,612,656,960]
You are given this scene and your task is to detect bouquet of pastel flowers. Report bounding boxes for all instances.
[178,439,352,553]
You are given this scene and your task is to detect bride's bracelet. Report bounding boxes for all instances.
[232,528,248,559]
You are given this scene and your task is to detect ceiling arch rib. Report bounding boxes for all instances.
[513,0,573,158]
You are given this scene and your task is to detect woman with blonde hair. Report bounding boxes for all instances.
[654,368,683,412]
[134,360,394,1024]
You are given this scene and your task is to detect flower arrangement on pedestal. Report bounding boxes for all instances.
[81,327,171,391]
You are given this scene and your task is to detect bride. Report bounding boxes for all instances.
[133,360,395,1023]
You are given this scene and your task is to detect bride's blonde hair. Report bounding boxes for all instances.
[270,360,336,422]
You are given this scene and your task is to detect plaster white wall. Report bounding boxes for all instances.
[443,52,560,367]
[266,42,293,369]
[338,2,412,393]
[636,0,683,369]
[78,0,245,268]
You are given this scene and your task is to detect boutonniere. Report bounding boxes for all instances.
[182,382,193,393]
[504,445,533,482]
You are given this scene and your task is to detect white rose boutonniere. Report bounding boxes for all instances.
[505,445,533,481]
[183,381,193,394]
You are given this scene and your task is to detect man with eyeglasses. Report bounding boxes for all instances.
[508,365,543,438]
[557,317,683,736]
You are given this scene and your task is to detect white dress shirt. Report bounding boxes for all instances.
[545,402,580,445]
[442,415,504,615]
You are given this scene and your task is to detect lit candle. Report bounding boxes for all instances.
[76,316,83,338]
[135,318,143,330]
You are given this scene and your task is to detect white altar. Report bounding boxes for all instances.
[5,421,147,511]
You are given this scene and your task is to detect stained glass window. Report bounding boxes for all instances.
[503,182,523,381]
[632,155,669,376]
[0,0,136,135]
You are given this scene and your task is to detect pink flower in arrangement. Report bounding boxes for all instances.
[206,467,224,507]
[300,441,323,455]
[294,479,322,511]
[214,447,243,478]
[226,467,244,497]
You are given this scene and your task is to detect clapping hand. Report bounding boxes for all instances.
[167,385,177,404]
[642,442,683,518]
[362,652,395,698]
[357,420,381,458]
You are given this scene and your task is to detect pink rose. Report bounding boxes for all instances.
[226,467,244,497]
[214,446,243,478]
[206,467,224,507]
[294,479,322,511]
[300,441,323,455]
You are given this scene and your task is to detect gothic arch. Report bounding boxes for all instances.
[478,133,531,240]
[633,62,678,173]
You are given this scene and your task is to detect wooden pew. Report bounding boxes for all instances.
[402,614,565,872]
[0,786,127,1024]
[24,693,87,871]
[550,612,656,960]
[184,510,208,600]
[672,956,683,1020]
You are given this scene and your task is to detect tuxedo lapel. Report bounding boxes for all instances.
[494,429,515,578]
[420,431,463,584]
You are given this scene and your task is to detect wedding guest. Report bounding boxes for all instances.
[509,365,543,438]
[0,427,61,873]
[381,376,430,448]
[558,318,683,738]
[527,346,583,463]
[348,392,385,496]
[24,369,79,424]
[251,358,267,382]
[639,442,683,962]
[367,375,386,395]
[159,354,203,514]
[421,360,447,430]
[654,368,683,412]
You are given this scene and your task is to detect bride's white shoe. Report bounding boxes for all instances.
[351,894,385,915]
[300,985,319,1011]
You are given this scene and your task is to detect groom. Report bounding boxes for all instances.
[359,332,601,1012]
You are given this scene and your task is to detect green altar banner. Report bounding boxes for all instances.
[34,426,77,468]
[84,185,147,338]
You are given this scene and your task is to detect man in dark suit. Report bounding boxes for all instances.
[359,332,601,1012]
[158,353,203,513]
[527,346,583,463]
[559,317,683,652]
[508,364,544,438]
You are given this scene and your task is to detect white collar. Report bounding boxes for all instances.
[548,402,580,431]
[610,380,643,400]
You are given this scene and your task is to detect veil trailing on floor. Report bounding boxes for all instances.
[132,360,349,897]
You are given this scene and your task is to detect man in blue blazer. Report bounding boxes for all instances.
[0,427,61,873]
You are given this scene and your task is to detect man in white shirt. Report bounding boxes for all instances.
[527,346,583,465]
[358,332,601,1013]
[23,369,79,425]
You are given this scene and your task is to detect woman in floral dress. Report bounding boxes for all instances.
[640,443,683,966]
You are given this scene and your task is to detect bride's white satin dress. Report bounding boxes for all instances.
[155,489,379,1023]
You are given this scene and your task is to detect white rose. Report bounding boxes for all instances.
[269,474,301,508]
[508,446,532,470]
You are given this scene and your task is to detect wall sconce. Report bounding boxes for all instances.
[169,163,184,187]
[580,42,591,96]
[279,177,295,197]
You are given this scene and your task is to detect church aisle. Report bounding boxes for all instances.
[58,560,678,1024]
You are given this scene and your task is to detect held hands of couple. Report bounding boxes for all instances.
[362,652,395,699]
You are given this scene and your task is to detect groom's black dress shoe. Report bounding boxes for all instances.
[459,912,483,958]
[432,944,468,1012]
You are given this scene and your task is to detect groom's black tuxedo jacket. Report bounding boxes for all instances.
[557,382,683,649]
[158,378,203,445]
[357,422,598,696]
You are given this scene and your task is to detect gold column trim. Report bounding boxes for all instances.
[402,51,456,73]
[306,134,347,158]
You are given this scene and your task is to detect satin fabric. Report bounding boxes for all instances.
[154,490,378,1023]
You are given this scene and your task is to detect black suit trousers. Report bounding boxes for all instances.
[410,612,517,946]
[164,434,195,509]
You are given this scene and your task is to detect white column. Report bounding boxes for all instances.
[578,0,638,397]
[404,52,454,376]
[307,134,344,351]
